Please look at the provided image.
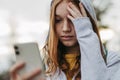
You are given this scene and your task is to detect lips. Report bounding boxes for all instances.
[61,36,74,41]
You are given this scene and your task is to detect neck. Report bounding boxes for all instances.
[65,44,80,54]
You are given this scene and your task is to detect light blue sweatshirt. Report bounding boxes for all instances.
[46,0,120,80]
[46,17,120,80]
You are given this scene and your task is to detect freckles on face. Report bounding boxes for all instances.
[55,1,78,47]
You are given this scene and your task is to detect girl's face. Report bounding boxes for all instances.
[55,1,78,47]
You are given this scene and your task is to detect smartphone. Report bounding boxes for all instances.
[13,42,45,79]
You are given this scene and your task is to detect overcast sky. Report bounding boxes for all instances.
[0,0,51,21]
[0,0,119,28]
[0,0,119,29]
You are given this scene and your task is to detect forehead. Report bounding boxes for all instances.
[55,1,69,16]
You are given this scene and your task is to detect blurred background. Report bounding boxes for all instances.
[0,0,120,79]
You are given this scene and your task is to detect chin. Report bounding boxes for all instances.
[62,42,76,47]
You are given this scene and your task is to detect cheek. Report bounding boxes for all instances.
[71,25,77,36]
[55,28,60,39]
[73,28,77,35]
[55,24,62,35]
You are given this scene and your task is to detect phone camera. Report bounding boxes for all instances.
[15,51,20,55]
[14,45,18,50]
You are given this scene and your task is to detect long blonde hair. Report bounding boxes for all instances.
[43,0,105,74]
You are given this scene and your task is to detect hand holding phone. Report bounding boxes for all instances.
[13,42,45,80]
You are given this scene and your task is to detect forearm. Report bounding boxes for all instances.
[72,17,107,80]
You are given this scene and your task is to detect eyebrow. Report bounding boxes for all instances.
[55,14,61,18]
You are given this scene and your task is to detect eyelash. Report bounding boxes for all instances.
[55,18,62,23]
[55,18,72,24]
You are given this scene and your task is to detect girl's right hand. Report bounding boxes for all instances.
[9,61,44,80]
[67,2,87,21]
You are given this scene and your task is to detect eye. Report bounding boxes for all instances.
[55,18,62,23]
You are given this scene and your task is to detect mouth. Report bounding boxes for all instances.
[61,36,74,41]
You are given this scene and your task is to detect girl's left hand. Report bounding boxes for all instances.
[67,2,87,21]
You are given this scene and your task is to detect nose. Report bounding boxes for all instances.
[62,19,71,32]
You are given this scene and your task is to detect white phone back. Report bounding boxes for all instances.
[14,42,45,79]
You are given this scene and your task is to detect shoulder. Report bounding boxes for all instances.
[107,50,120,67]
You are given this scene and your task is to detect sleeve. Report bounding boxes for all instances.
[112,68,120,80]
[106,51,120,80]
[72,17,107,80]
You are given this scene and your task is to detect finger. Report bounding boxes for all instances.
[79,2,87,17]
[22,68,41,80]
[67,14,74,21]
[9,61,25,79]
[68,2,82,17]
[68,2,80,14]
[67,5,77,18]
